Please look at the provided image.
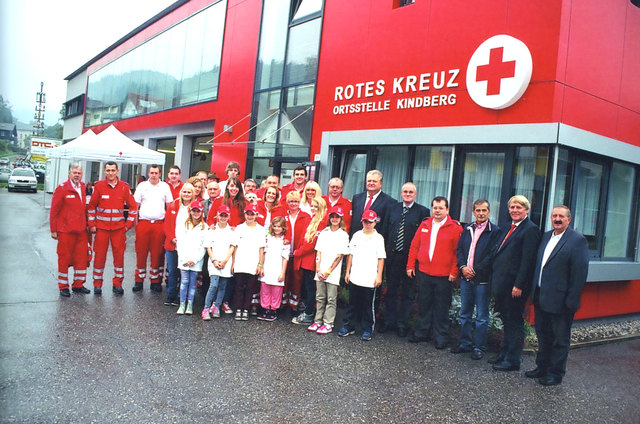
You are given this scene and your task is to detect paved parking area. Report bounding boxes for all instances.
[1,190,639,423]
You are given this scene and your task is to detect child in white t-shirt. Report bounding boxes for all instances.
[231,203,266,321]
[307,206,350,334]
[202,205,237,320]
[338,209,386,341]
[258,217,289,322]
[176,200,207,316]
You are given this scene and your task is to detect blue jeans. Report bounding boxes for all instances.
[165,250,179,301]
[179,269,198,303]
[204,275,228,309]
[458,279,490,351]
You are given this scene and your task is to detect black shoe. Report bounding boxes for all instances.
[60,289,71,297]
[94,287,102,295]
[450,345,473,354]
[397,327,408,338]
[112,286,124,295]
[72,286,91,294]
[378,323,394,334]
[525,367,547,379]
[150,283,162,292]
[538,375,562,386]
[471,349,484,360]
[492,361,520,372]
[435,342,447,350]
[132,282,143,292]
[487,354,505,364]
[409,335,429,343]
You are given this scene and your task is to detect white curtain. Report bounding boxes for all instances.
[376,146,409,201]
[459,152,504,223]
[413,146,452,209]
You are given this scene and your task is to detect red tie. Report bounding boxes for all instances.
[499,224,517,249]
[364,195,373,212]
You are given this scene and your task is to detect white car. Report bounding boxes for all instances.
[7,167,37,192]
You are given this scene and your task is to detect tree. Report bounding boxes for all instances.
[0,95,14,123]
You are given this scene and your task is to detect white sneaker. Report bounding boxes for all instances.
[176,302,186,315]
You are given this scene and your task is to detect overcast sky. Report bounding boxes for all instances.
[0,0,175,126]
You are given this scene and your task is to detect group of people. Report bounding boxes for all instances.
[50,161,589,387]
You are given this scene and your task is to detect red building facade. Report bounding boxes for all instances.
[67,0,640,319]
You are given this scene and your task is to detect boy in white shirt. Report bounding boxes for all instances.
[338,210,386,341]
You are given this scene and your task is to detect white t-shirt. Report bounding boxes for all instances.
[261,235,289,286]
[204,225,237,278]
[314,227,350,285]
[233,222,266,274]
[134,180,172,220]
[176,222,207,271]
[348,229,386,288]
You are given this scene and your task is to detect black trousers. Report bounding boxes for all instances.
[414,272,451,344]
[534,300,574,377]
[344,283,376,333]
[384,251,416,330]
[494,293,526,366]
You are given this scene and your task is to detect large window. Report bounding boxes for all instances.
[85,1,226,127]
[247,0,323,178]
[554,148,638,260]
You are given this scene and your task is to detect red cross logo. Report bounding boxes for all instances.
[475,47,516,96]
[466,35,533,110]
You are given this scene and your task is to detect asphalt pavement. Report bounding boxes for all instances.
[1,188,639,423]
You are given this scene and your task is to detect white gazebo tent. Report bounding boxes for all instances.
[45,125,165,193]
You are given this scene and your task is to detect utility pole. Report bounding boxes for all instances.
[33,81,46,136]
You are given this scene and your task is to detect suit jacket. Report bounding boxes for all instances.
[475,216,540,299]
[456,220,501,282]
[350,190,396,237]
[381,201,430,254]
[530,228,589,314]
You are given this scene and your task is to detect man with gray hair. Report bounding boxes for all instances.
[350,170,395,237]
[49,164,90,297]
[475,195,540,371]
[322,177,352,233]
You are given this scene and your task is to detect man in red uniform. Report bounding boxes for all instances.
[407,196,462,349]
[166,165,183,200]
[280,166,307,206]
[322,177,352,234]
[49,164,90,297]
[133,164,173,293]
[87,161,137,295]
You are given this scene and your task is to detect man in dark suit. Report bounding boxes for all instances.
[379,182,430,337]
[475,195,540,371]
[525,205,589,386]
[350,169,396,237]
[452,199,501,360]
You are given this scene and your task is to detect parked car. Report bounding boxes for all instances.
[0,158,9,167]
[0,167,10,183]
[7,167,37,192]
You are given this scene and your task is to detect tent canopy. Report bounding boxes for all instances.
[46,125,165,165]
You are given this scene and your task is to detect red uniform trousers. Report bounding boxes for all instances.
[134,220,165,284]
[284,259,303,310]
[57,231,89,290]
[93,228,126,288]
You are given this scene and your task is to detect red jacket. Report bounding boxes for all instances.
[322,195,352,234]
[256,201,287,227]
[293,219,327,271]
[87,178,137,230]
[168,181,183,200]
[285,210,311,260]
[49,179,87,233]
[407,215,462,278]
[164,200,182,251]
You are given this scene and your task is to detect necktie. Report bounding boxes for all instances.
[499,224,517,249]
[395,206,408,251]
[364,195,373,212]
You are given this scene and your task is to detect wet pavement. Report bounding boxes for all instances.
[1,189,639,423]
